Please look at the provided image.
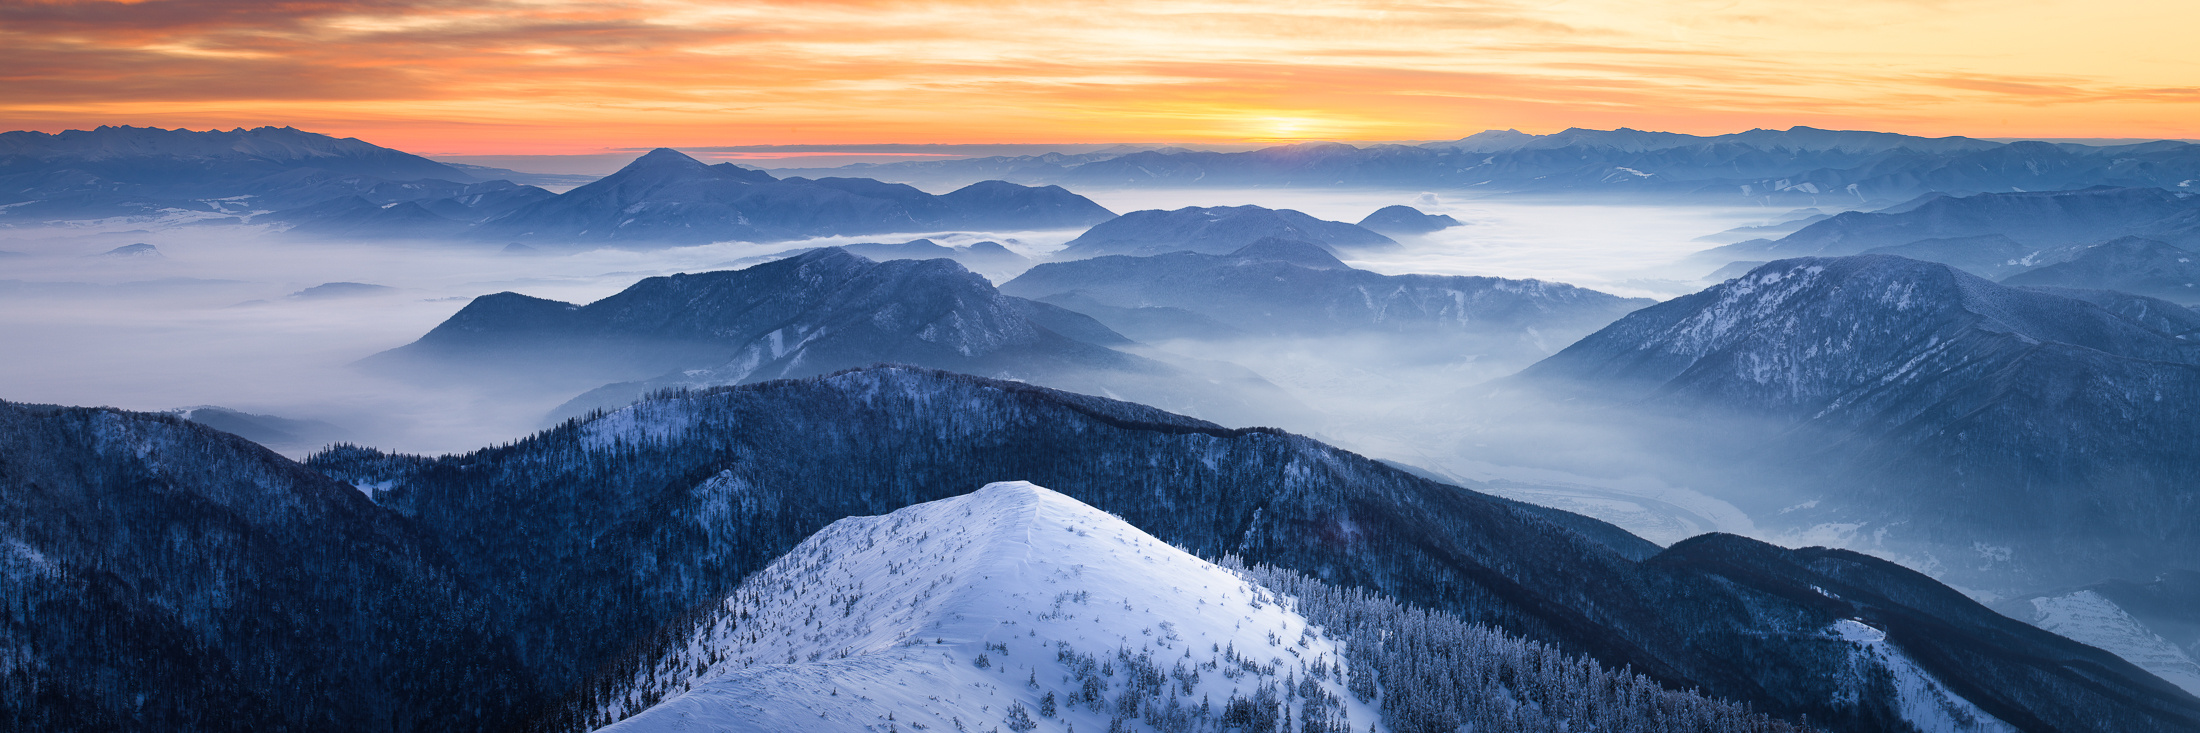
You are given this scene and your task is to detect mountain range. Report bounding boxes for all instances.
[755,126,2200,205]
[1001,237,1649,374]
[1515,254,2200,593]
[474,148,1116,246]
[366,247,1294,426]
[0,125,557,224]
[0,128,1121,248]
[1700,186,2200,268]
[11,368,2200,732]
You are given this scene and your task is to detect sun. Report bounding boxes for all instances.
[1247,116,1327,142]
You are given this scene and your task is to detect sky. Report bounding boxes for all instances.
[2,0,2196,154]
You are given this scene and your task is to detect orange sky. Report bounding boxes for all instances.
[3,0,2195,154]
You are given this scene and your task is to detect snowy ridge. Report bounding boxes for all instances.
[2024,591,2200,696]
[576,480,1809,733]
[1826,620,2015,733]
[587,482,1379,733]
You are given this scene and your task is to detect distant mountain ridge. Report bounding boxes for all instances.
[0,129,1119,247]
[0,125,561,225]
[476,148,1116,245]
[1423,125,2002,157]
[0,125,473,180]
[1702,186,2200,267]
[755,126,2200,205]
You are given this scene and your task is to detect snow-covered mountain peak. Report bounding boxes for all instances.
[591,481,1379,732]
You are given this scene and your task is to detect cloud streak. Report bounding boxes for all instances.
[2,0,2194,152]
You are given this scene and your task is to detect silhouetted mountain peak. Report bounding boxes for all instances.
[630,147,707,168]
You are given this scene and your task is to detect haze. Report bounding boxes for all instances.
[0,195,1759,455]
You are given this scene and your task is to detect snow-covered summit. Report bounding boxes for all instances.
[589,481,1378,732]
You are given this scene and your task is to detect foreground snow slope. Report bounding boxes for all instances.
[594,481,1379,733]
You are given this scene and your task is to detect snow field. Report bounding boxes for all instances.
[2025,591,2200,697]
[1826,620,2014,733]
[593,481,1382,733]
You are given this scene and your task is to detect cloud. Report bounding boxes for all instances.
[2,0,2194,151]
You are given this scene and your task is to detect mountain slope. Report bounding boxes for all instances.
[1057,205,1396,258]
[1517,255,2200,590]
[576,482,1808,733]
[2003,589,2200,697]
[0,401,522,732]
[6,369,2194,731]
[475,148,1114,245]
[580,482,1383,733]
[310,366,2200,732]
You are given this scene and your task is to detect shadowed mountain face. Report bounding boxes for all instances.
[1701,187,2200,266]
[1001,238,1649,371]
[475,148,1115,246]
[1056,205,1396,258]
[0,402,522,732]
[1518,254,2200,590]
[2001,236,2200,304]
[11,369,2200,731]
[367,248,1294,426]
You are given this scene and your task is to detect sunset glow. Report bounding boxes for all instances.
[3,0,2196,153]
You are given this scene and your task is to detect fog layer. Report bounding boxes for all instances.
[1,192,1800,554]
